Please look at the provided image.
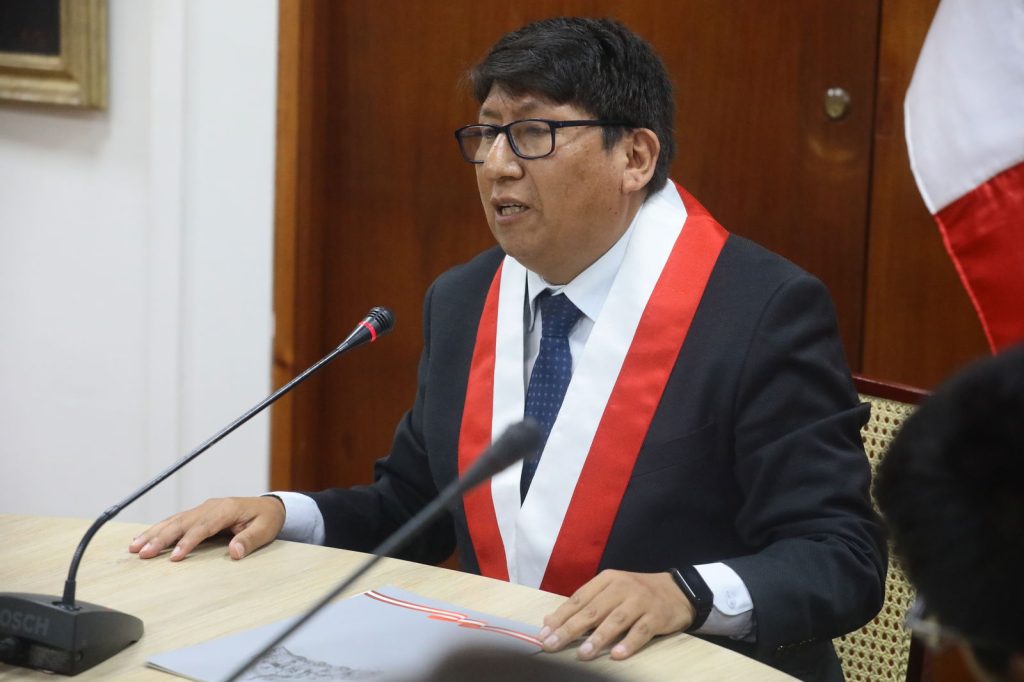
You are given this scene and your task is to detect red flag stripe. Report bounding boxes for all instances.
[934,161,1024,352]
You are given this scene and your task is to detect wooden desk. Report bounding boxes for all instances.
[0,515,792,681]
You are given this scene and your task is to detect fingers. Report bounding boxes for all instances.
[228,496,286,560]
[128,496,284,561]
[539,572,613,650]
[129,514,192,560]
[539,570,693,661]
[604,612,657,660]
[170,512,229,561]
[577,603,642,661]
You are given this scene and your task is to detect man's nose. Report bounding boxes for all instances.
[481,132,524,179]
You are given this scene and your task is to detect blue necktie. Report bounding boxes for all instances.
[521,291,583,500]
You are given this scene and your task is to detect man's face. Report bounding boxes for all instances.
[475,85,636,284]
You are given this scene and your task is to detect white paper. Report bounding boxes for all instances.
[147,585,542,681]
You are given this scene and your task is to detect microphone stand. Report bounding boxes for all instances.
[0,307,394,676]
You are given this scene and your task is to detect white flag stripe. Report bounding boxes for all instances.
[905,0,1024,213]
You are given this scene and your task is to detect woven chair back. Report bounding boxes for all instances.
[833,383,923,682]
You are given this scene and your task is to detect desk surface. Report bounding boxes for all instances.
[0,515,792,681]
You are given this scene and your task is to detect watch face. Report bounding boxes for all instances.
[671,568,698,600]
[671,567,713,631]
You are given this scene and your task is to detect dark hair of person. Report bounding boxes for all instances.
[469,17,676,195]
[875,343,1024,674]
[413,646,614,682]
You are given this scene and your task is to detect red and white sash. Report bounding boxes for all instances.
[458,182,727,596]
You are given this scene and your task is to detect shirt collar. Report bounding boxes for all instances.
[525,221,637,331]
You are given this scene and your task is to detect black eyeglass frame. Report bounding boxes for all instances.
[454,118,632,163]
[904,596,1018,653]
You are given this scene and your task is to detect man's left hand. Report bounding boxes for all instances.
[539,569,696,661]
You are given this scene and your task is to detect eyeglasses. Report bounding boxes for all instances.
[905,597,958,651]
[904,597,1015,653]
[454,118,630,163]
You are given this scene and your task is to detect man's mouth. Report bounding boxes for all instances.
[497,204,528,216]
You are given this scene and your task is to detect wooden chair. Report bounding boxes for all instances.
[832,376,928,682]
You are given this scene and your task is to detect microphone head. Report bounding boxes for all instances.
[460,420,542,490]
[366,306,395,336]
[490,419,542,470]
[336,307,395,351]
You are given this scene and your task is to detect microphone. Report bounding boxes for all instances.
[336,306,395,348]
[0,307,394,676]
[223,419,541,682]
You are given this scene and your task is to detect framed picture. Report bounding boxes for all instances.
[0,0,107,108]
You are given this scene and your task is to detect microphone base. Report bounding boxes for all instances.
[0,592,143,676]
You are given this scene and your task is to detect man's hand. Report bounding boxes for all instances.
[539,570,695,661]
[128,496,285,561]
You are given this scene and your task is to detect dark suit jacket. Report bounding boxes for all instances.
[309,235,886,682]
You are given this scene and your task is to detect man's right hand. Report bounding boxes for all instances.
[128,496,285,561]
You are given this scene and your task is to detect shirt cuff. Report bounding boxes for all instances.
[267,491,326,545]
[692,562,756,640]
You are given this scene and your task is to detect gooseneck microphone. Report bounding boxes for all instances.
[223,419,541,682]
[0,307,394,676]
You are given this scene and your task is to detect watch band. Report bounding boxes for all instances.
[670,566,714,631]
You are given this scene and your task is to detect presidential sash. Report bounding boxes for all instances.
[458,181,728,596]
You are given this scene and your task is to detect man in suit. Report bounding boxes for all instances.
[130,18,884,680]
[876,345,1024,682]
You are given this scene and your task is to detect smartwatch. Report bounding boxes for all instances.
[670,566,713,631]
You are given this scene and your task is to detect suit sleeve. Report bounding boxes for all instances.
[305,283,457,564]
[721,273,886,658]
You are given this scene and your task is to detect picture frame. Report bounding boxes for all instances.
[0,0,107,109]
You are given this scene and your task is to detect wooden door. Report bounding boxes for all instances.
[861,0,990,387]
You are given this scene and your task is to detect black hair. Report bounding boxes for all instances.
[469,17,675,195]
[418,646,614,682]
[875,344,1024,673]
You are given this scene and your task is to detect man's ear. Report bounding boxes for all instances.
[621,128,660,195]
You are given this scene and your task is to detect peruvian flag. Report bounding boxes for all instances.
[905,0,1024,352]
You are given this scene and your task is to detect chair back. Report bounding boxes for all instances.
[833,376,927,682]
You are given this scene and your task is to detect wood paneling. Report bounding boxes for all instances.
[631,1,880,365]
[273,1,882,491]
[271,0,334,489]
[861,0,989,389]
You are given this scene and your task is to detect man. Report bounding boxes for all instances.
[876,345,1024,682]
[130,18,884,681]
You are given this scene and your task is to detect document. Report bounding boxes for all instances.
[147,585,542,681]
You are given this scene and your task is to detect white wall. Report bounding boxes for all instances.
[0,0,278,524]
